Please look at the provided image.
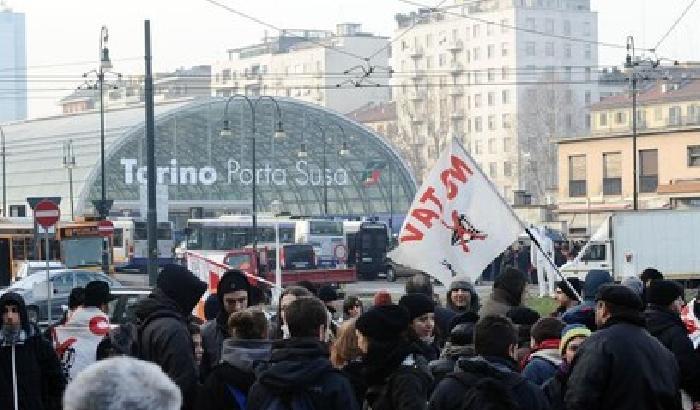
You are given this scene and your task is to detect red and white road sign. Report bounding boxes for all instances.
[97,220,114,237]
[34,200,60,228]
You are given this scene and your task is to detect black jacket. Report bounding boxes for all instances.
[565,313,681,410]
[434,305,456,337]
[247,338,358,410]
[645,305,700,402]
[428,356,549,410]
[0,292,66,410]
[135,289,201,410]
[197,339,272,410]
[200,312,229,380]
[428,344,475,384]
[363,341,434,410]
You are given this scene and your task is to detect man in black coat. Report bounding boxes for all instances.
[247,297,358,410]
[566,284,681,410]
[428,315,549,410]
[135,264,207,410]
[645,280,700,408]
[0,292,66,410]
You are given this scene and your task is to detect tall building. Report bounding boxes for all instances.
[0,3,27,122]
[211,23,390,114]
[391,0,599,203]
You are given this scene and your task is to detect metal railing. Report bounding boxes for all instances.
[640,175,658,193]
[569,180,587,197]
[603,177,622,195]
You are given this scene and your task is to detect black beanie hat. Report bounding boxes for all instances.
[494,267,528,305]
[595,284,643,311]
[398,293,435,321]
[555,278,583,301]
[157,264,207,314]
[217,270,251,304]
[646,280,684,307]
[356,304,410,342]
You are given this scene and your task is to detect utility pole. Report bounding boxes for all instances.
[626,36,639,211]
[144,20,158,285]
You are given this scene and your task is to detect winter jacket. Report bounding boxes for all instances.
[53,306,110,382]
[542,364,571,410]
[429,344,475,384]
[197,338,272,410]
[565,313,682,410]
[363,341,434,410]
[247,338,359,410]
[645,305,700,402]
[561,270,612,330]
[479,289,520,318]
[521,348,562,386]
[341,359,367,406]
[434,305,456,337]
[428,355,549,410]
[135,289,202,410]
[200,312,229,380]
[0,292,66,410]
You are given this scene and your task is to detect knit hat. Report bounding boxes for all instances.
[595,284,643,311]
[555,278,582,301]
[217,270,251,305]
[373,290,392,306]
[559,324,591,355]
[621,276,644,298]
[318,285,339,303]
[449,278,472,292]
[494,267,528,306]
[356,304,410,341]
[646,280,684,307]
[398,293,435,321]
[157,264,207,314]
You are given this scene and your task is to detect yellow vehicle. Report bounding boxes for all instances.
[56,219,113,272]
[0,217,39,285]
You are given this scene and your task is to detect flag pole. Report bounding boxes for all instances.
[452,138,583,302]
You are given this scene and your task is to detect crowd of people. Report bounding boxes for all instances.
[1,263,700,410]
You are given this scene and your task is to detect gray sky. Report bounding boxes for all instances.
[10,0,700,118]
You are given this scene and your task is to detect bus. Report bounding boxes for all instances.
[112,218,175,272]
[0,218,38,285]
[293,219,346,267]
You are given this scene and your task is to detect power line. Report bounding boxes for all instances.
[0,57,142,73]
[652,0,698,52]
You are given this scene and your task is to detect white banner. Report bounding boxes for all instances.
[388,139,523,285]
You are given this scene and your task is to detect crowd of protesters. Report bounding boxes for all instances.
[2,263,700,410]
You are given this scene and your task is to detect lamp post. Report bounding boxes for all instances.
[220,95,285,249]
[0,125,5,217]
[62,140,76,220]
[626,36,639,211]
[270,199,283,303]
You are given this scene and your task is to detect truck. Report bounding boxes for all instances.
[561,210,700,282]
[345,221,389,280]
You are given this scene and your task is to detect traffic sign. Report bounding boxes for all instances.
[97,220,115,237]
[34,200,60,228]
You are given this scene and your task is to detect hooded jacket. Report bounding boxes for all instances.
[0,292,66,410]
[521,345,562,386]
[565,312,681,410]
[428,356,549,410]
[429,343,475,384]
[136,287,204,410]
[197,339,272,410]
[562,270,612,330]
[53,306,110,382]
[247,338,359,410]
[645,304,700,402]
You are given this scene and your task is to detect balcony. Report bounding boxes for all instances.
[603,177,622,196]
[569,180,587,197]
[409,46,424,59]
[447,39,464,52]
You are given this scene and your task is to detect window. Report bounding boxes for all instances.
[426,34,433,47]
[502,113,512,128]
[564,43,572,59]
[568,155,587,197]
[487,23,494,36]
[526,42,536,56]
[603,152,622,195]
[585,91,591,105]
[487,44,495,58]
[585,44,592,60]
[488,138,496,153]
[564,66,572,81]
[655,107,663,121]
[488,92,495,106]
[688,105,700,123]
[502,66,509,80]
[583,22,591,36]
[639,149,658,193]
[615,112,626,124]
[599,112,607,126]
[585,67,591,81]
[563,20,571,35]
[489,162,498,178]
[502,89,510,104]
[475,139,483,153]
[669,106,682,125]
[545,42,554,57]
[488,115,496,130]
[465,26,470,40]
[688,146,700,167]
[473,47,481,60]
[9,205,26,217]
[501,19,509,33]
[504,161,512,176]
[566,114,573,130]
[565,89,573,103]
[585,113,591,129]
[473,24,480,37]
[503,138,512,152]
[426,56,434,69]
[438,54,446,66]
[488,68,496,82]
[526,18,536,30]
[501,42,509,56]
[545,19,554,34]
[474,117,483,132]
[474,94,482,108]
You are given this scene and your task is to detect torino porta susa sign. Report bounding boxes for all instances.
[120,158,351,187]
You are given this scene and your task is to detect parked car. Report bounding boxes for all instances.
[0,269,121,323]
[15,260,65,281]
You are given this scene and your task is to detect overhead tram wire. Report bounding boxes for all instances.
[651,0,698,52]
[0,57,142,73]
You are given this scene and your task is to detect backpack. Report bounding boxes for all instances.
[449,371,521,410]
[258,385,321,410]
[97,322,142,359]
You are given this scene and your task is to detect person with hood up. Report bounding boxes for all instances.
[399,293,441,361]
[542,324,591,410]
[0,292,66,410]
[445,276,480,317]
[355,304,434,410]
[565,284,681,410]
[247,297,358,410]
[521,317,564,385]
[479,267,528,318]
[428,315,549,410]
[197,308,272,410]
[200,269,250,379]
[54,280,114,382]
[135,264,207,410]
[429,320,476,384]
[644,280,700,409]
[551,278,582,318]
[561,269,612,330]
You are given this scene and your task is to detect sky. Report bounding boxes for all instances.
[7,0,700,119]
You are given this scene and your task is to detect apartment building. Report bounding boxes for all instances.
[211,24,390,114]
[0,3,26,121]
[391,0,599,203]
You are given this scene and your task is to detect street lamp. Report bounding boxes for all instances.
[220,95,286,249]
[62,140,76,220]
[0,125,5,217]
[270,199,283,303]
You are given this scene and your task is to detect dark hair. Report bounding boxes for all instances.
[474,316,517,358]
[69,287,85,310]
[601,300,642,319]
[274,286,314,338]
[530,317,564,344]
[228,308,269,340]
[405,274,433,297]
[640,267,664,283]
[296,281,318,296]
[249,286,269,306]
[284,297,328,339]
[343,296,362,317]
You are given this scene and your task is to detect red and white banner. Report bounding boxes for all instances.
[388,139,523,285]
[53,307,110,382]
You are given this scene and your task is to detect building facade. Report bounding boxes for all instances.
[211,24,390,114]
[0,4,26,122]
[391,0,599,203]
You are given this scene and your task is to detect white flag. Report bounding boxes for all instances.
[388,139,523,285]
